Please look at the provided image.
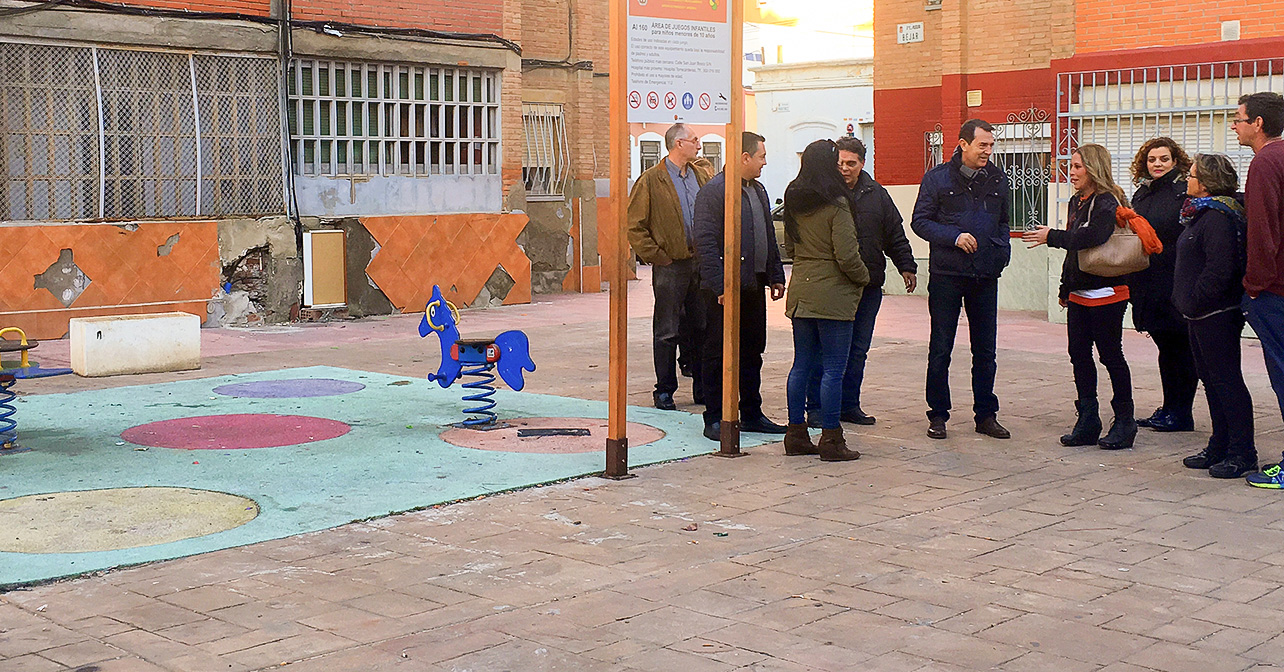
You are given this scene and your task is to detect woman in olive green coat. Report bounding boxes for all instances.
[783,140,870,461]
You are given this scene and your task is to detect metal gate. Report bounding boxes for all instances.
[924,107,1053,233]
[1055,58,1284,225]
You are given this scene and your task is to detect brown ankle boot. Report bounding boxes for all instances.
[783,423,818,456]
[817,427,860,462]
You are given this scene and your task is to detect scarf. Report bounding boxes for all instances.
[1180,195,1245,227]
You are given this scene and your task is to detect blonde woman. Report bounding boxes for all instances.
[1024,144,1136,449]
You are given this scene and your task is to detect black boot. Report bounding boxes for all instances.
[1060,399,1101,447]
[1099,400,1138,450]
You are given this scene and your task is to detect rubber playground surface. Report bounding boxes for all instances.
[0,365,777,587]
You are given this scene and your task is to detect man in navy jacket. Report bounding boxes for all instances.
[693,131,788,441]
[911,119,1012,441]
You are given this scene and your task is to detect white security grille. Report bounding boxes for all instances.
[0,44,98,220]
[701,141,722,173]
[521,102,569,199]
[196,55,286,216]
[639,140,662,172]
[0,41,284,221]
[289,59,501,177]
[1056,59,1284,225]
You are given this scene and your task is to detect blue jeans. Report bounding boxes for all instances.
[1244,291,1284,421]
[805,288,883,413]
[788,317,854,429]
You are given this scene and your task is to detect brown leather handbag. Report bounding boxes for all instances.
[1077,196,1153,277]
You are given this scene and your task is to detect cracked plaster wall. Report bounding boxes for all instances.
[216,217,304,326]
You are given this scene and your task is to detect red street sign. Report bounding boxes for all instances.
[698,93,711,110]
[628,91,641,108]
[646,91,659,109]
[664,92,677,109]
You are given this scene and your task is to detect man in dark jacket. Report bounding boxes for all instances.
[804,136,917,426]
[693,131,787,441]
[910,119,1012,440]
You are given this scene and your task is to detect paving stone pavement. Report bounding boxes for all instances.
[6,271,1284,672]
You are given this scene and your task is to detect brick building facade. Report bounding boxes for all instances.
[873,0,1284,316]
[0,0,608,339]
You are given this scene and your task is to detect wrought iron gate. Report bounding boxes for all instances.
[1055,58,1284,226]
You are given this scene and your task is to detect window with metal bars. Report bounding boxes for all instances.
[1055,59,1284,226]
[288,59,501,178]
[0,41,283,221]
[639,140,662,173]
[701,141,722,173]
[521,103,569,200]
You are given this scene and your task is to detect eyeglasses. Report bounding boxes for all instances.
[1232,117,1254,125]
[680,137,701,146]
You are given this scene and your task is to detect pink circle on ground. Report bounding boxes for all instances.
[440,417,666,454]
[122,414,351,450]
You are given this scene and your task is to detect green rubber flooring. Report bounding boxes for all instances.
[0,366,775,587]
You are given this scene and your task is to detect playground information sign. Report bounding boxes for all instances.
[626,0,731,124]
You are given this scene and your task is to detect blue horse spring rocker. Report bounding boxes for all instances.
[418,285,535,429]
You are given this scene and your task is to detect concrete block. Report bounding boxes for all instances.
[69,312,201,377]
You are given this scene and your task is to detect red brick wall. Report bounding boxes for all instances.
[1076,0,1284,53]
[873,86,940,186]
[109,0,504,33]
[110,0,270,15]
[874,68,1056,186]
[292,0,503,34]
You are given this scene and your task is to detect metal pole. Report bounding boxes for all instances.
[605,0,631,478]
[717,0,745,458]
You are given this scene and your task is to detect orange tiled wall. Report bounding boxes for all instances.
[0,222,219,340]
[361,213,532,312]
[1076,0,1284,52]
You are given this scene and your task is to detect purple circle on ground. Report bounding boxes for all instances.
[213,378,366,399]
[122,414,351,450]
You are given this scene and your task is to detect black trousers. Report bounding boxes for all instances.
[1189,310,1255,460]
[1149,328,1199,417]
[701,280,767,425]
[926,275,999,422]
[1067,300,1132,414]
[651,259,704,400]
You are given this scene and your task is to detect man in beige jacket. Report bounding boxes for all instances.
[627,123,714,410]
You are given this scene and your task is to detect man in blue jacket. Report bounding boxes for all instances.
[693,131,788,442]
[911,119,1012,440]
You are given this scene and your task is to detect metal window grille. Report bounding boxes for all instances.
[1056,58,1284,226]
[701,141,722,173]
[639,140,662,172]
[289,59,501,178]
[991,108,1052,232]
[521,102,569,199]
[196,56,286,215]
[924,124,944,172]
[0,41,284,221]
[922,111,1052,233]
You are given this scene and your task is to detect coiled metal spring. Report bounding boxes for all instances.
[0,375,17,448]
[459,363,498,427]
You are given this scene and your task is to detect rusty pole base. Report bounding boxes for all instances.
[603,437,635,479]
[715,421,746,458]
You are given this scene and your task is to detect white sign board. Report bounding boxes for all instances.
[897,22,924,44]
[627,0,731,124]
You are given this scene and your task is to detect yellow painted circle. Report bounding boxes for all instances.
[0,487,259,554]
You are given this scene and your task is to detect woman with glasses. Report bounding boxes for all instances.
[1173,154,1257,478]
[1024,144,1137,450]
[782,139,869,461]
